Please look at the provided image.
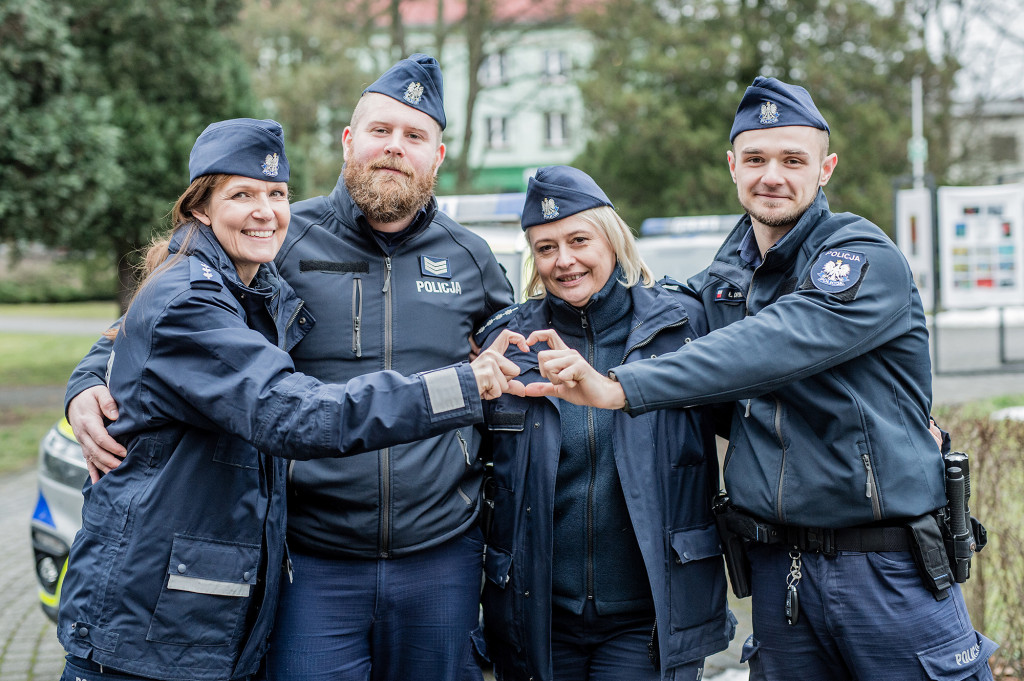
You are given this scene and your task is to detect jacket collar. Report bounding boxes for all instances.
[169,222,282,300]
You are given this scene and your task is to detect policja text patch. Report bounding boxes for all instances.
[809,249,867,294]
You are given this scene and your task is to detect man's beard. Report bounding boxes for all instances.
[743,201,807,229]
[741,188,817,229]
[344,156,437,224]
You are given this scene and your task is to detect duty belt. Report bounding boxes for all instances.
[723,512,913,557]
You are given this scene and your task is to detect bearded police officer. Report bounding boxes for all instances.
[66,54,514,681]
[524,77,997,680]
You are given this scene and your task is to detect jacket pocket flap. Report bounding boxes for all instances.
[916,630,998,680]
[670,524,722,565]
[166,534,260,597]
[484,545,513,588]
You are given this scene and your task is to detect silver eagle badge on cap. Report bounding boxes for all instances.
[541,197,560,220]
[759,101,780,125]
[262,153,280,177]
[404,81,425,104]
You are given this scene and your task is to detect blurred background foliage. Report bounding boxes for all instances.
[1,0,1019,306]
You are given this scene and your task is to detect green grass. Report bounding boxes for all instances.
[0,301,120,320]
[0,302,116,473]
[0,334,100,386]
[0,406,62,473]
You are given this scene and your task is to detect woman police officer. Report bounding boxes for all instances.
[57,118,526,681]
[474,166,734,681]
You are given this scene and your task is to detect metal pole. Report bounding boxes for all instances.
[911,76,927,189]
[999,306,1007,365]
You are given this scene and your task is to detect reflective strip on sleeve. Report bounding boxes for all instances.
[423,367,466,414]
[167,575,251,598]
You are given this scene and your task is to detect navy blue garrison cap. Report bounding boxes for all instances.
[188,118,289,183]
[364,53,446,130]
[521,166,614,230]
[729,76,830,143]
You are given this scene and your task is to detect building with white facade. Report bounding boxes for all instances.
[393,0,593,193]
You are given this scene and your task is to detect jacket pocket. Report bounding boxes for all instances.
[211,434,260,470]
[146,534,260,646]
[351,276,363,357]
[487,405,527,492]
[481,544,524,658]
[483,544,513,589]
[668,524,727,633]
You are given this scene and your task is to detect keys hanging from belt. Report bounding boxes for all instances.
[785,549,802,625]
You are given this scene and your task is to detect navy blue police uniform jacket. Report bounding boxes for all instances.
[273,174,514,558]
[59,225,485,680]
[611,190,946,528]
[476,280,735,680]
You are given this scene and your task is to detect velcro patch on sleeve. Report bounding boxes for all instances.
[809,249,867,294]
[423,367,466,414]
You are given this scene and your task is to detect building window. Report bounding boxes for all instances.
[485,116,510,149]
[544,112,569,148]
[543,50,570,81]
[990,135,1018,163]
[479,52,508,87]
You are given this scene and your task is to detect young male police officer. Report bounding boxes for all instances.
[523,77,997,680]
[66,54,514,681]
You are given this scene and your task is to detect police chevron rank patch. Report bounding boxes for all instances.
[420,255,452,279]
[810,248,866,293]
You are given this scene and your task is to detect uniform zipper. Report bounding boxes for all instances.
[351,277,363,357]
[381,255,394,558]
[861,453,882,519]
[620,319,688,363]
[773,395,788,523]
[582,312,598,602]
[282,300,306,350]
[745,250,791,521]
[456,430,471,466]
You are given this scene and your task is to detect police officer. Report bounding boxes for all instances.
[58,118,522,681]
[66,55,515,681]
[523,78,997,680]
[475,167,734,681]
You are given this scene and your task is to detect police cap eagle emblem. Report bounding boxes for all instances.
[404,81,425,104]
[541,197,559,220]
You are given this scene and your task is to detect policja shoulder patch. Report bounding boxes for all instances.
[808,248,867,298]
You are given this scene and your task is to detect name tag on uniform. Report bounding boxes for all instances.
[715,286,745,303]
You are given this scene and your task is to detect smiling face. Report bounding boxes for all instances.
[342,93,446,229]
[527,215,616,308]
[728,125,837,234]
[191,175,290,285]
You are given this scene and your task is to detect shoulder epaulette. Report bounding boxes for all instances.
[656,275,699,300]
[189,257,224,291]
[474,304,519,346]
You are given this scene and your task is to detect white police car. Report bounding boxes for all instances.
[30,417,87,622]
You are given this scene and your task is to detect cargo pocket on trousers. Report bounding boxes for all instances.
[740,634,765,680]
[147,534,260,646]
[917,629,998,680]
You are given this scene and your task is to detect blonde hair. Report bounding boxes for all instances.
[523,205,654,300]
[104,174,229,339]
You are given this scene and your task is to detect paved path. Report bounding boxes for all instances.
[0,467,67,681]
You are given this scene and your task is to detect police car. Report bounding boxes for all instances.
[635,214,739,284]
[31,417,87,622]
